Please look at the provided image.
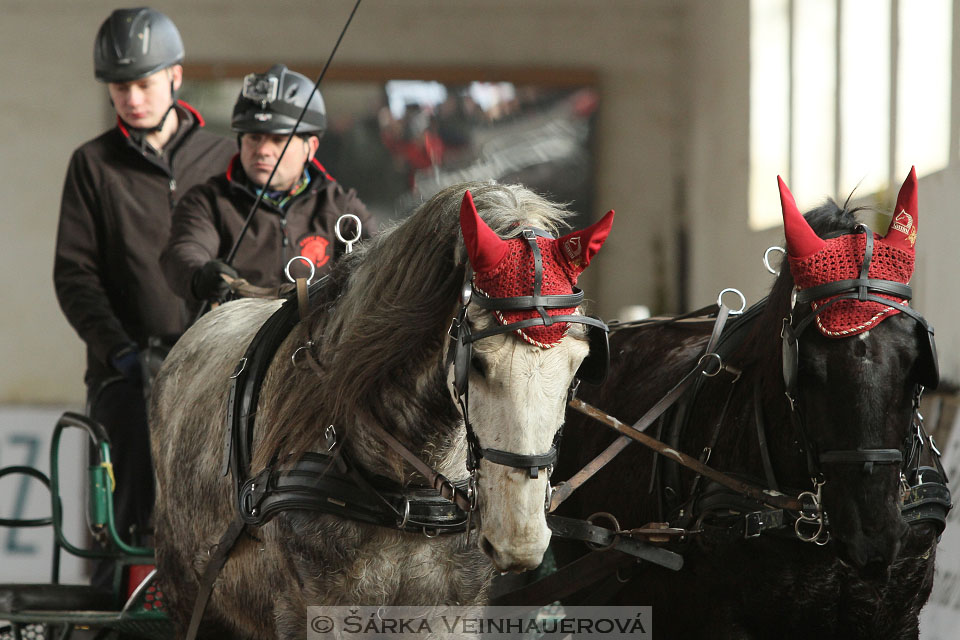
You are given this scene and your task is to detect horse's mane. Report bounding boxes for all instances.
[254,181,574,469]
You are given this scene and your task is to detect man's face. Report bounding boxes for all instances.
[239,133,318,191]
[107,66,182,129]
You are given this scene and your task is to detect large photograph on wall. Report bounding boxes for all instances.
[179,64,599,229]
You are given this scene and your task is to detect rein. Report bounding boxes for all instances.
[567,398,805,513]
[549,303,734,511]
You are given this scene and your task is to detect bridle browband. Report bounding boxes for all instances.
[781,224,938,480]
[449,227,608,479]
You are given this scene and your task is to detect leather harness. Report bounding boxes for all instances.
[187,226,613,636]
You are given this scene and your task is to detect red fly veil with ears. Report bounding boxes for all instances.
[459,190,614,347]
[780,167,918,337]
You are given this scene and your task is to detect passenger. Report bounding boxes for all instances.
[52,7,236,590]
[161,64,375,305]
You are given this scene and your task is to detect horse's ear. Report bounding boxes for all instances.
[557,210,615,272]
[779,175,826,258]
[884,166,918,251]
[460,190,508,272]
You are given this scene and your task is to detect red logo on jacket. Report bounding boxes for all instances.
[298,235,331,268]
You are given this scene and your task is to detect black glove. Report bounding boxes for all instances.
[109,343,142,383]
[191,260,239,301]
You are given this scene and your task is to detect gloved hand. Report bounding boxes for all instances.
[191,259,239,301]
[109,343,142,383]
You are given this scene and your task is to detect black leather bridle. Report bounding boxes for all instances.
[780,224,939,481]
[448,227,609,481]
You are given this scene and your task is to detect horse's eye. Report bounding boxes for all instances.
[471,355,487,378]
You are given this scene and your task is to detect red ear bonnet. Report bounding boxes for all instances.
[779,176,826,258]
[885,166,918,252]
[460,190,508,273]
[459,190,613,347]
[556,210,615,274]
[782,172,917,338]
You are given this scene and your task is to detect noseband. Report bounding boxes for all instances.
[448,228,608,480]
[780,224,938,479]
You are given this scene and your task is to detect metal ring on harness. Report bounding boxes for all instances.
[335,213,362,254]
[284,256,316,285]
[397,498,411,529]
[585,511,622,552]
[764,246,786,275]
[717,288,747,316]
[698,353,723,377]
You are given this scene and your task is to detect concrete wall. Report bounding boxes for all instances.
[3,0,958,406]
[682,0,960,385]
[0,0,685,405]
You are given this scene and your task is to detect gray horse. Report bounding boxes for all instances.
[150,181,613,638]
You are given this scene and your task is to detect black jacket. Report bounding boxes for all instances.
[161,156,375,302]
[54,101,237,383]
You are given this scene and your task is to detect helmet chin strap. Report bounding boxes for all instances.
[139,101,177,135]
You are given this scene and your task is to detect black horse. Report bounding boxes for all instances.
[553,169,949,639]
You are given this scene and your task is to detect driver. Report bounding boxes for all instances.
[53,7,236,590]
[161,64,375,305]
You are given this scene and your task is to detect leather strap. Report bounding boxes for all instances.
[546,515,684,570]
[550,305,733,512]
[818,449,903,464]
[365,421,474,513]
[488,550,632,607]
[607,303,721,333]
[222,274,296,299]
[471,289,585,312]
[568,397,804,512]
[753,383,779,492]
[237,453,470,532]
[482,446,557,479]
[185,516,246,640]
[901,481,952,534]
[464,313,608,342]
[296,277,310,321]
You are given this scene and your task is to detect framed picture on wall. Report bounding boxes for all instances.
[179,63,599,229]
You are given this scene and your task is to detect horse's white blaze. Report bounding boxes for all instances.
[465,325,589,571]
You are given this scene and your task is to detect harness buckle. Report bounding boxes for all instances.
[435,476,457,503]
[324,424,337,451]
[229,357,248,380]
[744,511,763,538]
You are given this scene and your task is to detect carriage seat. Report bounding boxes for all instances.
[0,583,114,613]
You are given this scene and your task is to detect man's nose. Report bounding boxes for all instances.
[126,87,144,106]
[254,140,277,156]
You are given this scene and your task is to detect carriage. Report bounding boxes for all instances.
[0,412,172,640]
[1,175,951,639]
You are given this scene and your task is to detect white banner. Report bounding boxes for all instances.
[0,406,88,584]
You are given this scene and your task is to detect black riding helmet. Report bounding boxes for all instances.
[231,65,326,137]
[94,8,184,83]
